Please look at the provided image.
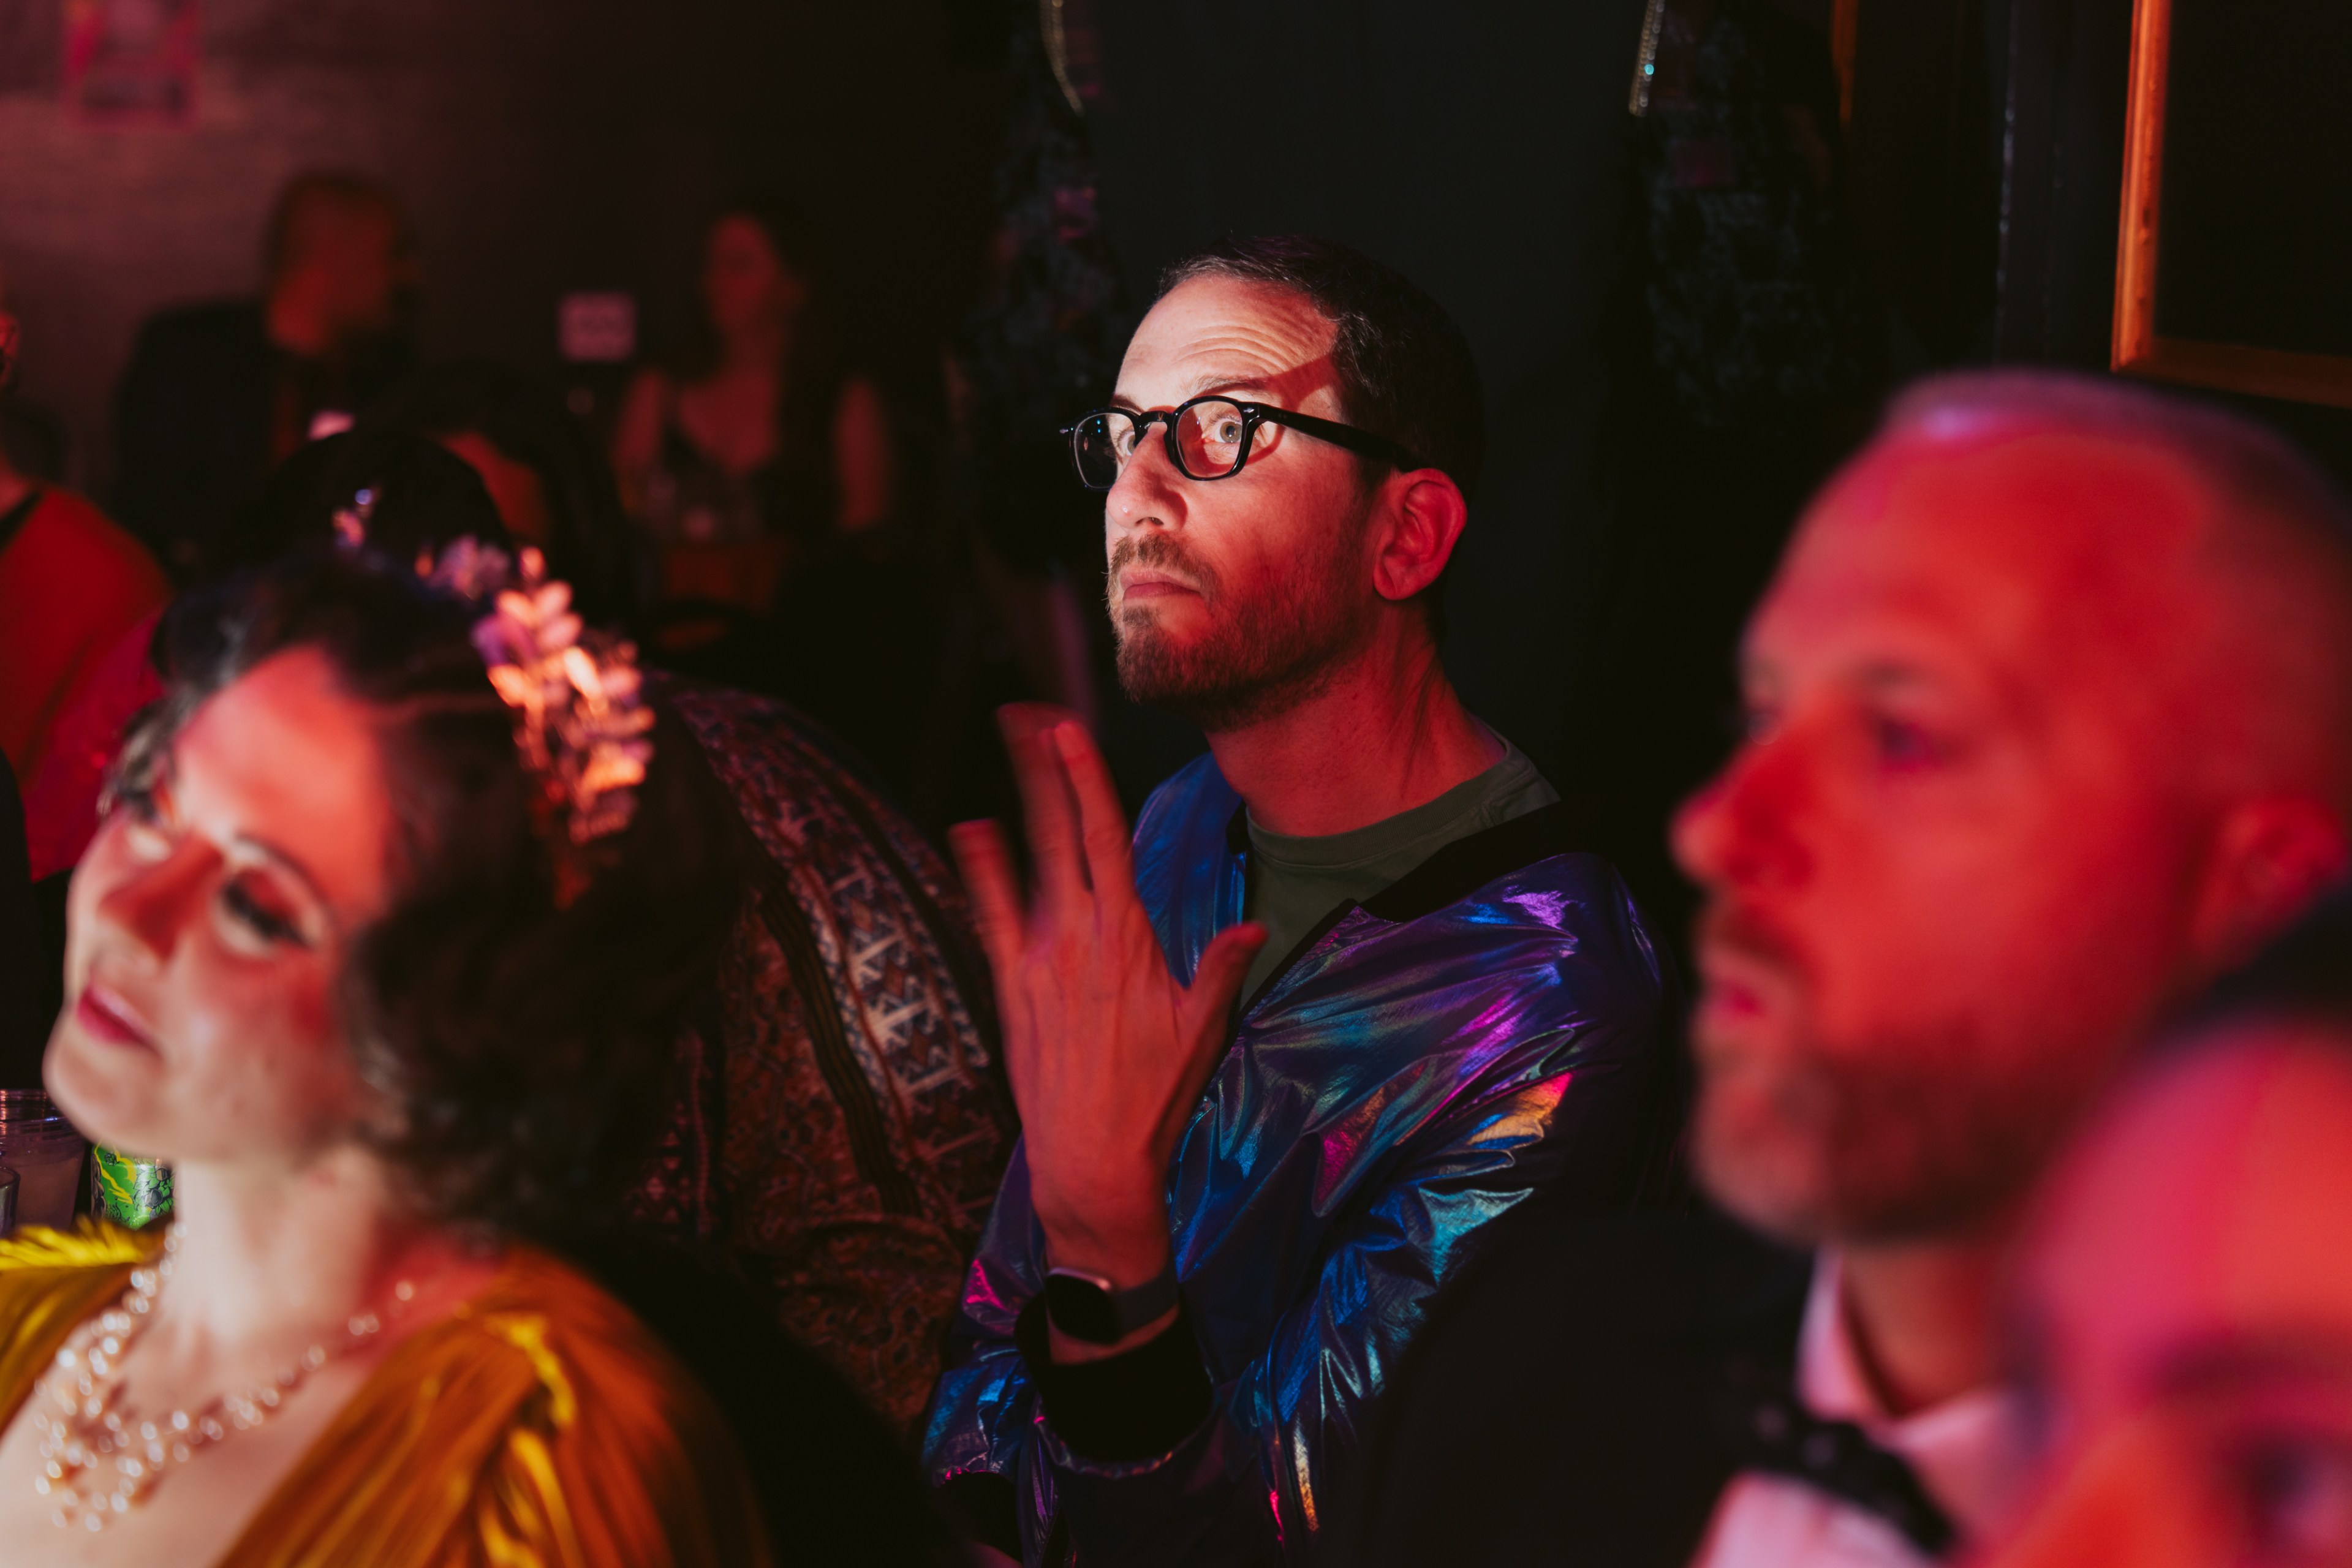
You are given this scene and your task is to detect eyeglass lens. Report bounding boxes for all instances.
[1073,399,1258,488]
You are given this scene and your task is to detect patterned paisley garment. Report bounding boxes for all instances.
[624,684,1015,1431]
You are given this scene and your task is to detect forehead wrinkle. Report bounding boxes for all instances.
[1116,345,1342,411]
[1118,277,1342,411]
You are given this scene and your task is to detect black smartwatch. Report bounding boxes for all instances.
[1043,1262,1182,1345]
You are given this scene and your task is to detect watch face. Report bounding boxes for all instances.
[1044,1270,1122,1344]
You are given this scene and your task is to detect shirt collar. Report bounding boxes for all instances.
[1797,1248,2032,1540]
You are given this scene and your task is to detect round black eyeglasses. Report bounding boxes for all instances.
[1061,395,1423,491]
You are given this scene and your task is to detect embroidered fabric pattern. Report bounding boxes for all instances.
[621,684,1015,1430]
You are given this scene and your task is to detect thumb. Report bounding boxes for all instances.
[1181,921,1268,1041]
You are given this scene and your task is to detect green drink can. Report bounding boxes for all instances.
[91,1147,173,1229]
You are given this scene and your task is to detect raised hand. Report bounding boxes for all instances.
[951,706,1264,1353]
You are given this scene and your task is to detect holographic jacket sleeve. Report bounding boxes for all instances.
[922,756,1676,1566]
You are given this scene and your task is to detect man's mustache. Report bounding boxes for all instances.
[1108,535,1218,601]
[1695,899,1804,974]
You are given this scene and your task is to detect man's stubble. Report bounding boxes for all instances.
[1693,905,2101,1248]
[1109,515,1373,734]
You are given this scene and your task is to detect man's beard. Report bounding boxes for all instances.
[1109,522,1372,733]
[1692,902,2092,1246]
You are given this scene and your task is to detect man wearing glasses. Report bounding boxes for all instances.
[921,235,1676,1565]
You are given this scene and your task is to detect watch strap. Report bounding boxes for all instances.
[1045,1259,1181,1343]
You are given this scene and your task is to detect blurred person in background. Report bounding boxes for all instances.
[0,285,170,795]
[1985,891,2352,1568]
[0,271,66,489]
[1337,371,2352,1568]
[114,170,418,579]
[612,197,891,625]
[613,198,958,812]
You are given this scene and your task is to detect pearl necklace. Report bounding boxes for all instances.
[26,1225,415,1532]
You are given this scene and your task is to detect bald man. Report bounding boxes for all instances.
[1332,371,2352,1568]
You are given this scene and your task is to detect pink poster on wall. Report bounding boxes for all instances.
[64,0,199,128]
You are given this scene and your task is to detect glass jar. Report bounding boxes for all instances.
[0,1091,89,1231]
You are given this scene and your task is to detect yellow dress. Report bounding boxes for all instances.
[0,1223,774,1568]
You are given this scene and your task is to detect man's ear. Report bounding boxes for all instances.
[2191,797,2352,968]
[1371,470,1468,605]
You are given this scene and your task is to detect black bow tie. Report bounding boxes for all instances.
[1716,1359,1958,1557]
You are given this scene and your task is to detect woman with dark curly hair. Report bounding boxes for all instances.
[0,545,770,1566]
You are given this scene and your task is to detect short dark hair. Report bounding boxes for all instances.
[212,430,510,583]
[114,549,741,1237]
[1159,235,1486,502]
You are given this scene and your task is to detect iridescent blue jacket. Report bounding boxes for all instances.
[922,755,1674,1565]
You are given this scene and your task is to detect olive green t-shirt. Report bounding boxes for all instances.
[1240,737,1559,1001]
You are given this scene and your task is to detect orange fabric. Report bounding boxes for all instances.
[0,489,170,783]
[0,1223,773,1568]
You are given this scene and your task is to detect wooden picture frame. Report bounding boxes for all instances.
[1831,0,1858,129]
[2112,0,2352,409]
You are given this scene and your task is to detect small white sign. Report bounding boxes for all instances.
[559,292,637,364]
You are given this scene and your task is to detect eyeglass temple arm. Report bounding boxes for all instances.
[1249,405,1424,471]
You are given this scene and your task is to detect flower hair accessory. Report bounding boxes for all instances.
[463,545,654,903]
[335,509,652,904]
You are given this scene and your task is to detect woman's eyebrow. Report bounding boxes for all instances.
[230,833,335,918]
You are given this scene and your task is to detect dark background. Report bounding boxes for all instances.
[0,0,1000,492]
[4,0,2350,932]
[2156,0,2352,358]
[1084,0,1654,785]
